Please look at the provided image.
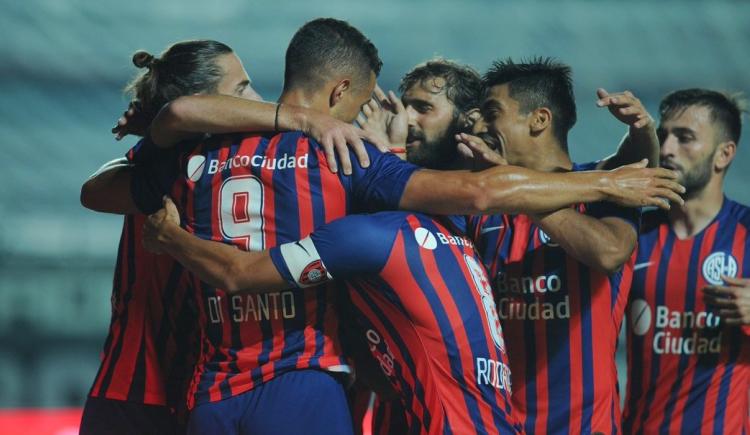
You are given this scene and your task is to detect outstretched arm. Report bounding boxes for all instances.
[399,159,684,216]
[144,197,287,293]
[149,95,387,174]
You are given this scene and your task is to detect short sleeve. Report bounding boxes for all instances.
[130,146,181,214]
[269,213,401,288]
[585,201,641,233]
[346,143,420,213]
[125,137,161,164]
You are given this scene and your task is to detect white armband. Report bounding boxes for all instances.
[278,236,333,288]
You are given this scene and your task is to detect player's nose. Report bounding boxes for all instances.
[660,134,678,158]
[405,105,419,126]
[472,115,488,136]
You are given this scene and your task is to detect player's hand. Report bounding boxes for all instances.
[143,196,181,253]
[112,101,149,140]
[357,85,409,152]
[596,89,654,130]
[603,159,685,210]
[455,132,507,170]
[300,109,384,175]
[702,275,750,325]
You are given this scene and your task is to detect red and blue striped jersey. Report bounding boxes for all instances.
[468,162,640,435]
[89,141,199,410]
[132,132,418,408]
[622,197,750,434]
[271,212,519,434]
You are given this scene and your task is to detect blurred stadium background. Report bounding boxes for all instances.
[1,0,748,427]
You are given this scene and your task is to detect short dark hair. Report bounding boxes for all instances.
[125,40,233,122]
[283,18,382,93]
[483,57,576,150]
[399,58,482,114]
[659,88,744,145]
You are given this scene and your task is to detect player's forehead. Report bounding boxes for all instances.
[402,77,455,109]
[660,105,714,135]
[216,52,250,85]
[485,84,514,107]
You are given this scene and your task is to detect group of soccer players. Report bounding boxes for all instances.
[77,17,748,435]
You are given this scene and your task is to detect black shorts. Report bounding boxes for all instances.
[79,396,185,435]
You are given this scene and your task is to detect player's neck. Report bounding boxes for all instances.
[524,139,573,172]
[277,89,329,115]
[668,178,725,239]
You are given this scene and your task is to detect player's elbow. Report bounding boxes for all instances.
[595,255,625,275]
[80,178,107,212]
[594,243,634,275]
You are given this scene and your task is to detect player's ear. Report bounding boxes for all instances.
[329,79,351,108]
[714,140,737,172]
[529,107,552,135]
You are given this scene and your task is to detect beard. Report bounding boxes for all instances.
[663,155,713,199]
[405,115,463,170]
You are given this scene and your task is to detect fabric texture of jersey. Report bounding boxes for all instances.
[623,197,750,434]
[468,161,640,435]
[186,369,353,435]
[271,212,519,435]
[131,132,418,408]
[88,140,198,410]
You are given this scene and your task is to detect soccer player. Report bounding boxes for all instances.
[359,59,485,169]
[466,58,665,435]
[141,197,521,434]
[622,89,749,434]
[92,22,682,435]
[355,58,487,433]
[80,39,374,435]
[79,40,257,435]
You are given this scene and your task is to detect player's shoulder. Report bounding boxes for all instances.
[316,212,410,266]
[291,133,382,154]
[723,197,750,227]
[322,212,408,243]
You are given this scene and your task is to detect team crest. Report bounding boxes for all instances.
[299,260,330,286]
[701,252,738,285]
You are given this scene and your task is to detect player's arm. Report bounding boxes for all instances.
[143,197,288,293]
[594,89,660,170]
[399,159,684,215]
[80,158,139,214]
[145,198,389,293]
[149,95,386,174]
[532,210,637,274]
